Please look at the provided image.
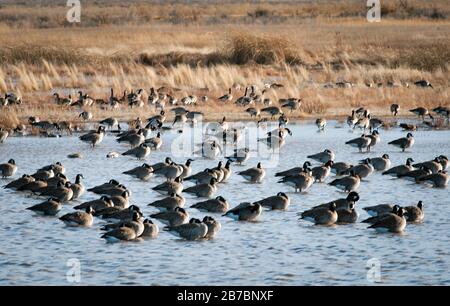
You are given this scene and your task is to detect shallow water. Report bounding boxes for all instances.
[0,122,449,285]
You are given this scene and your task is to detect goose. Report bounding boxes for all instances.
[355,107,369,118]
[404,201,424,223]
[382,158,414,176]
[141,219,159,238]
[39,182,73,202]
[226,148,250,165]
[99,205,142,221]
[366,130,380,150]
[164,218,208,240]
[41,173,66,188]
[79,126,106,147]
[106,211,144,237]
[261,106,283,118]
[59,206,94,227]
[354,112,371,131]
[280,99,301,113]
[369,117,384,132]
[363,204,397,217]
[223,202,262,221]
[110,190,130,209]
[416,171,449,187]
[88,179,120,194]
[31,168,54,181]
[150,157,173,172]
[17,179,47,192]
[212,161,225,183]
[268,126,292,140]
[399,123,417,131]
[55,121,73,136]
[122,143,151,160]
[329,171,361,192]
[99,117,119,130]
[184,169,218,185]
[258,131,285,150]
[235,87,250,106]
[0,128,9,143]
[99,184,129,197]
[154,161,183,181]
[367,154,391,171]
[390,104,400,116]
[203,216,221,239]
[150,207,189,227]
[183,178,217,198]
[147,87,158,105]
[101,224,137,242]
[315,118,327,131]
[278,114,289,126]
[78,111,93,121]
[368,207,406,233]
[218,88,233,103]
[238,162,265,183]
[74,195,114,211]
[347,110,358,128]
[311,160,334,182]
[331,162,353,176]
[254,192,290,210]
[194,140,222,159]
[148,193,185,212]
[414,80,433,88]
[122,163,154,181]
[152,176,183,195]
[117,129,145,148]
[300,203,338,226]
[409,107,432,120]
[336,203,359,223]
[277,171,314,192]
[413,157,443,174]
[345,134,371,152]
[344,159,374,179]
[144,132,162,150]
[191,196,229,213]
[220,160,232,182]
[397,166,432,181]
[307,149,335,163]
[4,174,34,190]
[27,197,63,216]
[311,191,360,211]
[70,174,85,199]
[0,159,18,178]
[38,162,65,175]
[275,162,311,177]
[439,155,449,170]
[148,110,166,126]
[246,107,260,118]
[388,133,414,152]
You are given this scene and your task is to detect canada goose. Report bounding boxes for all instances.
[4,174,35,189]
[218,88,233,103]
[194,140,222,159]
[39,162,65,175]
[399,123,417,131]
[152,176,183,195]
[280,99,301,113]
[99,205,142,221]
[0,128,9,143]
[226,148,250,165]
[254,192,290,210]
[183,178,217,198]
[354,112,371,131]
[60,206,94,227]
[261,106,283,118]
[39,182,73,202]
[413,157,443,174]
[404,201,424,223]
[388,133,414,152]
[150,157,173,172]
[278,114,289,126]
[258,131,285,150]
[203,216,221,239]
[79,111,93,121]
[150,207,188,227]
[191,196,229,213]
[246,107,260,118]
[391,104,400,116]
[141,219,159,238]
[382,158,415,176]
[0,159,17,178]
[164,218,208,240]
[300,203,338,226]
[410,107,433,120]
[315,118,327,131]
[347,110,358,128]
[329,171,361,192]
[154,161,183,181]
[416,171,449,187]
[98,183,129,197]
[145,132,162,150]
[148,193,185,212]
[26,197,63,217]
[368,154,391,171]
[275,162,311,177]
[123,163,154,181]
[345,134,371,152]
[79,126,106,147]
[277,171,314,193]
[311,191,360,211]
[220,160,232,182]
[366,130,380,150]
[110,190,130,209]
[368,207,406,233]
[101,224,137,242]
[369,117,383,132]
[397,166,432,181]
[331,162,353,176]
[414,80,433,88]
[212,161,225,183]
[117,129,145,148]
[88,179,120,194]
[238,162,265,183]
[70,174,85,199]
[17,179,47,192]
[223,202,262,221]
[311,160,334,182]
[344,159,374,179]
[307,149,335,163]
[42,173,66,187]
[74,195,114,211]
[363,204,397,217]
[106,211,144,237]
[439,155,449,170]
[99,117,119,130]
[122,143,151,160]
[336,203,359,223]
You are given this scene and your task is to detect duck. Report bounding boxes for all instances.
[368,207,406,233]
[345,134,371,152]
[152,176,183,195]
[0,159,17,178]
[59,206,94,227]
[254,192,290,210]
[79,126,106,147]
[141,219,159,238]
[70,174,85,200]
[300,203,338,226]
[416,171,449,187]
[388,133,414,152]
[183,178,218,198]
[148,193,185,212]
[223,202,262,221]
[307,149,335,163]
[329,171,361,192]
[123,163,154,181]
[404,201,424,223]
[150,207,189,227]
[164,218,208,240]
[4,174,35,190]
[382,158,414,176]
[191,196,229,213]
[27,198,63,216]
[74,196,114,211]
[237,162,265,183]
[203,216,221,239]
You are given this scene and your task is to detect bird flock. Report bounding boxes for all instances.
[1,81,449,242]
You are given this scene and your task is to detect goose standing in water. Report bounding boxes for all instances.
[382,158,414,176]
[70,174,85,199]
[226,148,250,165]
[307,149,335,163]
[122,143,151,160]
[277,170,314,193]
[183,178,218,198]
[191,196,229,213]
[329,171,361,192]
[237,162,265,183]
[123,163,154,181]
[368,154,391,171]
[416,171,449,187]
[388,133,414,152]
[145,132,162,150]
[79,126,106,148]
[345,134,371,153]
